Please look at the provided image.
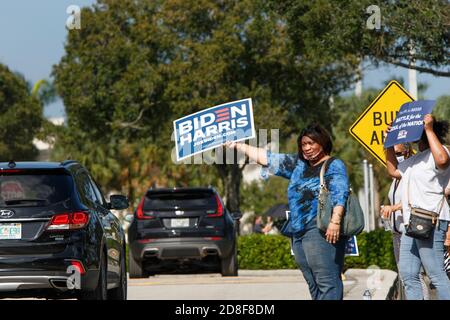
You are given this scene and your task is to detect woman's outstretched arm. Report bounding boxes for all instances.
[225,141,268,166]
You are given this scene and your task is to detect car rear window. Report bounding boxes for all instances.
[144,191,217,210]
[0,170,73,206]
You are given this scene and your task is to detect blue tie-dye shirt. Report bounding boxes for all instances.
[261,152,349,234]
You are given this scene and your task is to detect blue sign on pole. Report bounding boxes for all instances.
[173,98,256,161]
[384,100,436,148]
[345,236,359,257]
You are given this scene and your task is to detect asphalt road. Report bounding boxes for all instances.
[4,269,394,300]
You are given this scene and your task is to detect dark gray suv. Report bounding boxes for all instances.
[127,187,241,277]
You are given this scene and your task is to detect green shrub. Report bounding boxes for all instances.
[344,229,397,271]
[237,234,297,269]
[238,229,397,271]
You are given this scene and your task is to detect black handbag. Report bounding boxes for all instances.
[404,174,445,240]
[405,207,440,239]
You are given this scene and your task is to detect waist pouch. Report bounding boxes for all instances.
[405,207,438,240]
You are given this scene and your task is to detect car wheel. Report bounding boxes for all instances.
[108,247,127,300]
[129,250,145,279]
[79,251,108,300]
[221,243,238,277]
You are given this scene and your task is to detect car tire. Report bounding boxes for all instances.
[221,243,238,277]
[108,247,127,300]
[79,251,108,300]
[129,250,145,279]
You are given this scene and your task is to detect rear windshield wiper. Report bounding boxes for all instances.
[3,198,49,207]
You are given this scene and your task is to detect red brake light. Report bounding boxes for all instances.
[72,212,89,224]
[137,239,156,244]
[69,260,86,275]
[51,214,70,225]
[0,169,23,173]
[136,197,154,220]
[208,195,223,217]
[204,237,223,241]
[47,211,89,231]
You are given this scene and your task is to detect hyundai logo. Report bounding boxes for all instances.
[175,210,184,216]
[0,210,15,218]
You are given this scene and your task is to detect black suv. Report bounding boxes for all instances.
[127,187,241,277]
[0,161,129,300]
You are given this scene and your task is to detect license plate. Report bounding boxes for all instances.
[171,218,190,228]
[0,223,22,240]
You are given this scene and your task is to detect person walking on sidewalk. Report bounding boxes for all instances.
[380,143,430,299]
[385,114,450,300]
[226,123,349,300]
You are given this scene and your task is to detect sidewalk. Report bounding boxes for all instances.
[241,269,398,300]
[343,269,398,300]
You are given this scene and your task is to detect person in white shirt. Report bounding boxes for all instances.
[380,143,429,299]
[385,114,450,300]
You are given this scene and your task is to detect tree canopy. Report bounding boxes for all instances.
[52,0,449,211]
[0,64,43,161]
[53,0,363,210]
[270,0,450,77]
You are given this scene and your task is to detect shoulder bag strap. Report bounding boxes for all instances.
[407,156,445,225]
[437,190,446,216]
[319,157,333,192]
[392,179,401,233]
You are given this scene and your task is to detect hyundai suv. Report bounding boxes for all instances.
[127,187,241,277]
[0,161,129,300]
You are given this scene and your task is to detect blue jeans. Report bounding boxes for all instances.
[399,220,450,300]
[292,218,346,300]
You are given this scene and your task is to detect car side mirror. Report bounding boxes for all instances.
[109,195,129,210]
[124,214,134,223]
[231,212,242,220]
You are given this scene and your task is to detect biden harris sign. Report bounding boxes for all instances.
[173,98,256,161]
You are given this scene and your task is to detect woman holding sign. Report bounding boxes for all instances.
[385,114,450,300]
[226,123,349,300]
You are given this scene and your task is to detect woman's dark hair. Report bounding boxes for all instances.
[420,119,449,145]
[297,123,333,160]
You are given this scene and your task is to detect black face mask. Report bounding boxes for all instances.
[302,147,324,161]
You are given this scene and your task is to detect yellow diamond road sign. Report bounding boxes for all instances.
[349,81,415,167]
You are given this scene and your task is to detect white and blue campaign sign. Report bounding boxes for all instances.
[173,98,255,161]
[345,236,359,257]
[384,100,436,148]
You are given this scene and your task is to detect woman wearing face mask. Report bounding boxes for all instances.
[381,143,430,299]
[385,114,450,300]
[226,123,349,300]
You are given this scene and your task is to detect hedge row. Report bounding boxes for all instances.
[237,229,397,271]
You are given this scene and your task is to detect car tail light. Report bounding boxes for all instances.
[207,195,224,218]
[137,239,156,244]
[136,197,154,220]
[204,237,223,241]
[67,260,86,275]
[47,211,89,231]
[0,169,24,174]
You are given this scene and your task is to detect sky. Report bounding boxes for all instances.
[1,1,449,119]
